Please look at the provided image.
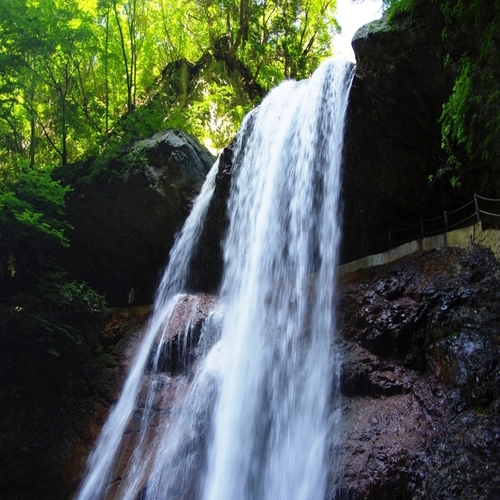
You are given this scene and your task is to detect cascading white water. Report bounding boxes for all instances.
[74,58,354,500]
[74,159,220,500]
[202,58,354,500]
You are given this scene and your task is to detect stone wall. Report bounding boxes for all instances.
[339,222,500,276]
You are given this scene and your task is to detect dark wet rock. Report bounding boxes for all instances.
[428,330,500,412]
[408,399,500,500]
[330,245,500,499]
[149,293,219,373]
[59,129,215,306]
[103,293,220,500]
[339,342,414,397]
[184,141,235,293]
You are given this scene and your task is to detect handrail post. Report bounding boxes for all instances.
[444,211,448,232]
[474,193,481,222]
[420,218,425,239]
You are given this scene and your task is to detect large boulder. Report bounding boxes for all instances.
[60,129,215,306]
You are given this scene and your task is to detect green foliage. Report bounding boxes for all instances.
[0,0,340,166]
[381,0,431,23]
[438,0,500,190]
[164,82,252,152]
[0,164,72,249]
[0,0,99,167]
[386,0,500,191]
[0,164,104,354]
[2,265,105,354]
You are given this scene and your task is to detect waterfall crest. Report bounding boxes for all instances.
[74,58,354,500]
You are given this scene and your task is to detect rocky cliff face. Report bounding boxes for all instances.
[59,129,215,306]
[340,5,468,262]
[60,245,499,500]
[329,245,500,499]
[184,141,236,293]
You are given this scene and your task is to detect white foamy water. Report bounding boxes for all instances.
[74,159,220,500]
[202,58,354,500]
[74,58,354,500]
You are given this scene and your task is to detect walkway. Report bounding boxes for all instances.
[339,195,500,276]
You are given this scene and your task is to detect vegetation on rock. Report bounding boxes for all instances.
[383,0,500,192]
[0,164,104,352]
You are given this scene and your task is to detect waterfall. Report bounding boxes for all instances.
[74,58,354,500]
[74,159,220,500]
[202,58,353,500]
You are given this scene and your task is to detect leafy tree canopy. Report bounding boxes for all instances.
[439,0,500,191]
[0,0,341,352]
[0,0,339,167]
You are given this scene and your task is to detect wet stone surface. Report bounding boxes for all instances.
[330,246,500,499]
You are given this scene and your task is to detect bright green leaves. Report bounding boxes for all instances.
[0,0,341,165]
[439,58,473,173]
[0,165,98,352]
[166,81,252,153]
[0,0,98,167]
[386,0,500,190]
[0,165,71,249]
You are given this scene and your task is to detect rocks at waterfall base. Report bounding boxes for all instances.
[328,245,500,499]
[99,294,219,500]
[4,244,498,499]
[149,293,219,373]
[58,129,215,306]
[122,245,499,500]
[69,245,499,500]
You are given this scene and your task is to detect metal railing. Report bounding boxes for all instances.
[341,194,500,264]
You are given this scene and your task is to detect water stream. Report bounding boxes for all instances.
[75,58,354,500]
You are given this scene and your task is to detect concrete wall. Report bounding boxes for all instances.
[339,222,500,277]
[476,226,500,261]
